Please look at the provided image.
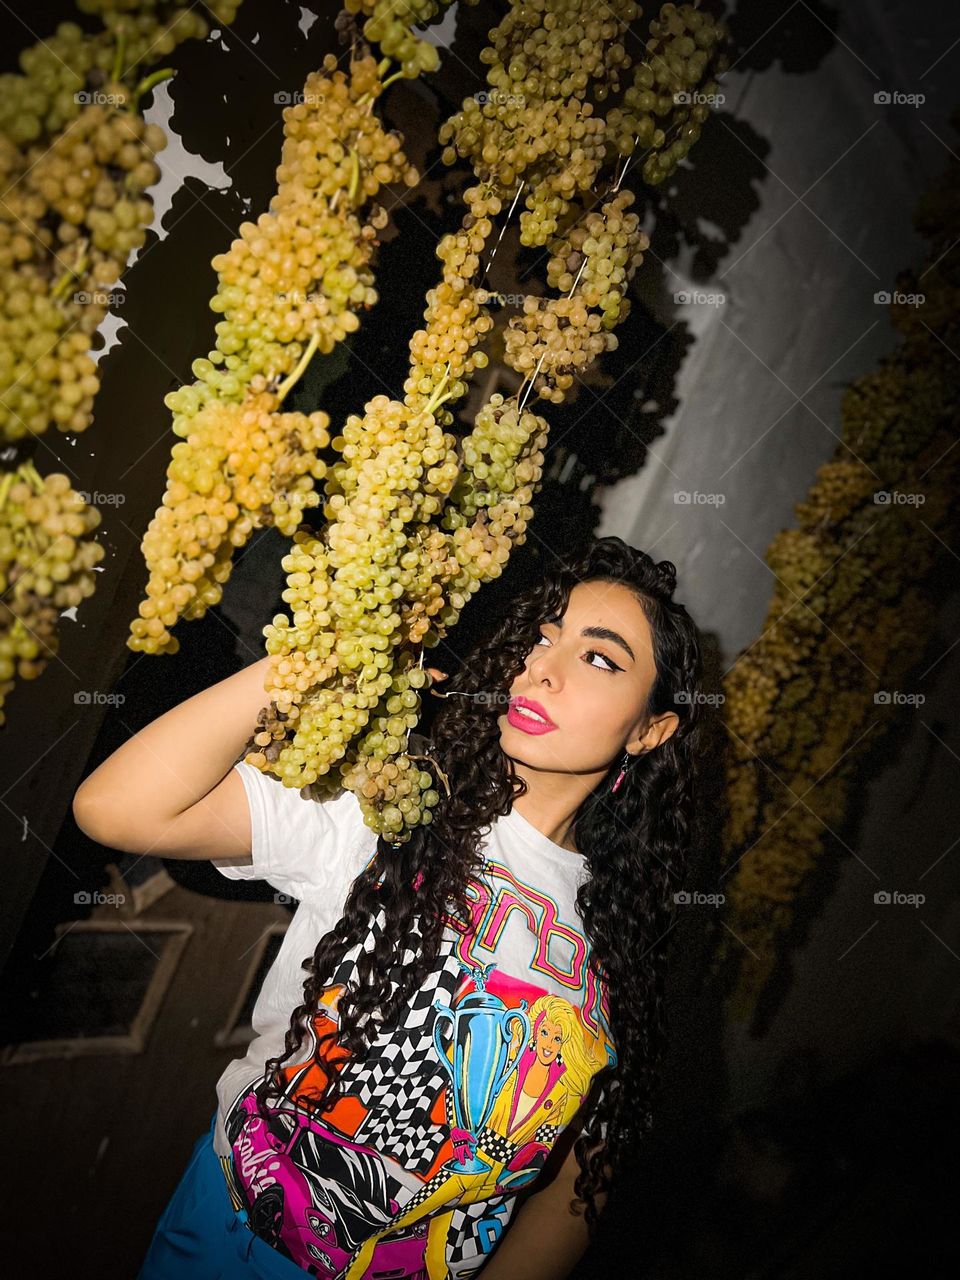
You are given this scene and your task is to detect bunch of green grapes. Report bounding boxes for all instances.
[249,393,456,758]
[0,100,167,441]
[0,6,240,146]
[441,393,549,595]
[130,54,422,656]
[445,393,549,521]
[604,3,730,185]
[129,375,331,655]
[253,383,548,837]
[0,463,104,723]
[166,55,419,437]
[501,293,612,403]
[405,184,501,418]
[439,0,640,245]
[545,188,649,328]
[341,0,475,78]
[335,662,439,837]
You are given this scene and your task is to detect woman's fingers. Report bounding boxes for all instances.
[425,668,448,694]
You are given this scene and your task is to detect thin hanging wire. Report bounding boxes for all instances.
[482,180,526,282]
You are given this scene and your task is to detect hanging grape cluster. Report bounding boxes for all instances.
[129,372,332,655]
[716,114,960,1016]
[167,55,417,436]
[605,2,729,184]
[0,100,168,440]
[0,464,104,723]
[0,4,243,723]
[129,54,420,654]
[439,0,641,246]
[0,4,240,146]
[231,2,728,841]
[340,0,475,78]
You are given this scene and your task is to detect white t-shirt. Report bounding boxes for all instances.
[211,760,616,1279]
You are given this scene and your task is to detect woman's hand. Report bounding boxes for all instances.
[425,668,449,695]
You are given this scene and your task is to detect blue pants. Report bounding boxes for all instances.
[138,1111,308,1278]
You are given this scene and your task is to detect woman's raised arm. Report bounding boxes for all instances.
[71,655,274,862]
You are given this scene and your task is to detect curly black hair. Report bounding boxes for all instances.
[250,533,705,1245]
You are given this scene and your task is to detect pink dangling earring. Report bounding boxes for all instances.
[611,751,631,794]
[411,870,425,892]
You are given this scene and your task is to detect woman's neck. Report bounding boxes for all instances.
[510,765,596,854]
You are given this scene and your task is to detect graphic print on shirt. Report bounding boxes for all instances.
[223,858,617,1280]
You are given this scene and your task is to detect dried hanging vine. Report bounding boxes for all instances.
[715,107,960,1018]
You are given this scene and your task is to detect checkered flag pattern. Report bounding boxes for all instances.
[446,1192,518,1273]
[331,935,466,1175]
[474,1126,514,1164]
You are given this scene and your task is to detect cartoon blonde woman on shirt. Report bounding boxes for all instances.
[484,994,604,1189]
[341,989,607,1279]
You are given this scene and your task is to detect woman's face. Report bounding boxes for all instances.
[499,579,673,776]
[536,1016,563,1064]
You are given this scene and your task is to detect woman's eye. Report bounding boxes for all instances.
[586,649,620,673]
[532,633,620,673]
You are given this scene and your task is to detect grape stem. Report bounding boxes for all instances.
[356,58,394,108]
[51,251,90,302]
[111,30,126,83]
[380,70,406,91]
[276,330,321,404]
[22,461,45,493]
[408,751,451,798]
[423,363,452,416]
[131,67,175,111]
[329,149,359,214]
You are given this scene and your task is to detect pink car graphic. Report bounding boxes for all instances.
[227,1088,430,1278]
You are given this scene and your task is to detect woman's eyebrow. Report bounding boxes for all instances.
[549,614,636,662]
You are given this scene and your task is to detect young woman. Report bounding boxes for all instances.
[74,534,703,1279]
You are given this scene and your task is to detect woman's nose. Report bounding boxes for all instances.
[528,656,560,688]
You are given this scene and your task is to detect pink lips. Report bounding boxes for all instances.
[507,696,557,735]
